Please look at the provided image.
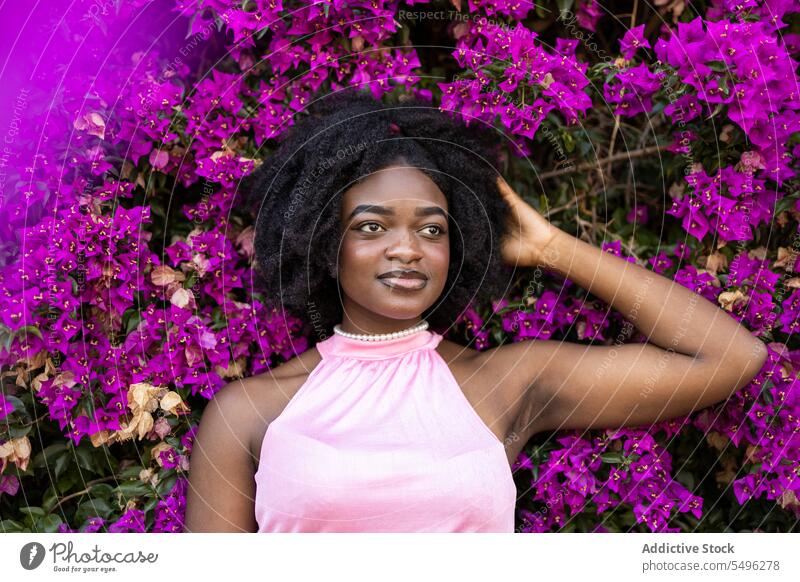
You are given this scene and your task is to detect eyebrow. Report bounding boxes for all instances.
[345,204,447,221]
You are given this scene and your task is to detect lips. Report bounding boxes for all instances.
[378,269,427,280]
[377,269,428,291]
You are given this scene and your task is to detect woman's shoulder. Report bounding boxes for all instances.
[214,346,324,462]
[435,337,483,369]
[241,345,323,402]
[266,344,324,380]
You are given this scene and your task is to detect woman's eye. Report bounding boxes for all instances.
[355,223,446,236]
[357,222,385,233]
[422,225,446,236]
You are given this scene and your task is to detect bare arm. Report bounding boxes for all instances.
[184,381,258,533]
[491,178,769,438]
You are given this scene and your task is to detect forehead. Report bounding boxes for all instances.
[341,165,448,213]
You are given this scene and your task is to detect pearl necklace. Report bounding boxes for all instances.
[333,320,429,342]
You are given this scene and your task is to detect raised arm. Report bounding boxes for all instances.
[487,177,768,439]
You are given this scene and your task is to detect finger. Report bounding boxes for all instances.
[496,176,523,208]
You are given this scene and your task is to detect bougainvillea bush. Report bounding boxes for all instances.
[0,0,799,533]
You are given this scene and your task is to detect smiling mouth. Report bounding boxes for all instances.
[378,277,428,291]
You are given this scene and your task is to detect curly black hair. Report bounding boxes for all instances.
[241,88,515,340]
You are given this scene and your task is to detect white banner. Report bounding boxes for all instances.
[2,533,797,581]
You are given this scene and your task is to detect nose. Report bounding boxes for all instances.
[385,228,423,263]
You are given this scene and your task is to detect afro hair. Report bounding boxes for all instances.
[241,88,515,340]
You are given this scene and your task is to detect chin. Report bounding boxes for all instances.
[341,279,444,322]
[368,297,435,321]
[370,305,428,321]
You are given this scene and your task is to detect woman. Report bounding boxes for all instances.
[183,90,768,533]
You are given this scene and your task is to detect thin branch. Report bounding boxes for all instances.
[607,114,621,178]
[538,145,668,181]
[543,192,586,218]
[49,475,119,514]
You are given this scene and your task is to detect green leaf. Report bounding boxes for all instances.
[535,3,550,18]
[491,328,506,346]
[0,325,13,352]
[156,473,179,496]
[54,452,71,480]
[601,452,624,464]
[75,446,99,474]
[19,506,45,519]
[165,434,183,449]
[560,520,577,532]
[8,424,32,439]
[184,271,199,289]
[122,306,143,335]
[400,23,410,45]
[119,465,147,480]
[562,132,575,153]
[184,9,201,40]
[0,519,26,532]
[556,0,575,13]
[706,103,726,120]
[41,484,60,513]
[706,60,729,73]
[76,498,114,522]
[56,473,78,493]
[115,480,152,498]
[89,484,114,499]
[144,497,160,513]
[539,193,549,215]
[16,325,43,340]
[774,193,800,215]
[37,514,64,533]
[3,394,27,413]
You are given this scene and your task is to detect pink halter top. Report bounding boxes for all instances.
[254,328,517,532]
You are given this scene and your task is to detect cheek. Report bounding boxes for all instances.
[428,242,450,279]
[338,238,377,276]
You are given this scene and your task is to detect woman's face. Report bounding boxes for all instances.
[337,163,450,332]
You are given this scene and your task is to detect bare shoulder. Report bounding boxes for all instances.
[184,345,324,532]
[434,337,482,364]
[214,346,323,466]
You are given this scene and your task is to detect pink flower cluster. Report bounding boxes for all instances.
[439,18,592,155]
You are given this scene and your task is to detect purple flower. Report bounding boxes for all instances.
[80,517,106,533]
[664,94,702,123]
[604,63,662,117]
[648,252,673,274]
[0,393,14,421]
[0,474,20,498]
[159,448,180,469]
[733,474,758,504]
[576,0,603,31]
[620,24,651,59]
[108,508,146,533]
[627,205,649,226]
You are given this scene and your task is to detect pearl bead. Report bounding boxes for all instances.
[333,320,429,342]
